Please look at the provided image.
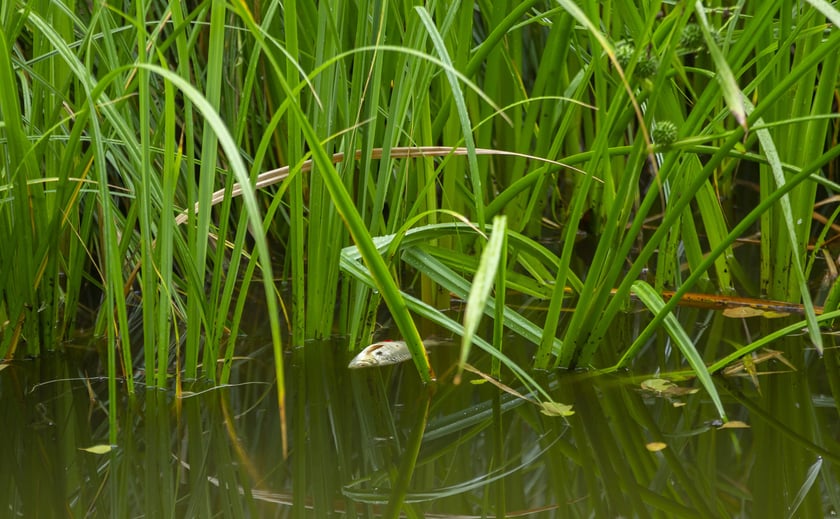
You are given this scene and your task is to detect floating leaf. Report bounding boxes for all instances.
[723,307,765,318]
[723,307,791,319]
[540,401,575,417]
[673,402,687,408]
[718,420,750,429]
[646,442,668,452]
[641,378,699,397]
[641,378,676,393]
[79,444,115,454]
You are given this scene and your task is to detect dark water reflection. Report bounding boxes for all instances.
[3,314,840,517]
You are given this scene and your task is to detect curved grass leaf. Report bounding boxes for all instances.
[628,280,727,421]
[415,7,484,228]
[119,62,287,451]
[400,246,563,355]
[459,216,507,382]
[785,456,823,519]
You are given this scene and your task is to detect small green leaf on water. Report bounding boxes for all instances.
[641,378,676,393]
[642,378,699,397]
[723,307,765,318]
[470,378,487,385]
[79,444,115,454]
[540,401,574,417]
[646,442,668,452]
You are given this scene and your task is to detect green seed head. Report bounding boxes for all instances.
[652,120,679,147]
[680,23,704,50]
[636,55,659,79]
[615,41,634,69]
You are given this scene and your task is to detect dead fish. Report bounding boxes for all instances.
[348,338,443,368]
[348,340,414,368]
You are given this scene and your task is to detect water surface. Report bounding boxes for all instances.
[3,310,839,517]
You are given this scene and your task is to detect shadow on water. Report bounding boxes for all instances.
[2,311,840,517]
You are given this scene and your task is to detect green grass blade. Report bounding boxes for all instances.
[804,0,840,26]
[784,450,823,518]
[748,101,823,353]
[694,1,747,129]
[415,7,484,228]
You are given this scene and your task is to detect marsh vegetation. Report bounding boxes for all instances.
[2,0,840,516]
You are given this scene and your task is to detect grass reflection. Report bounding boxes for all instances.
[3,326,840,517]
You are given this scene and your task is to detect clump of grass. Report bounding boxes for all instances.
[2,1,840,450]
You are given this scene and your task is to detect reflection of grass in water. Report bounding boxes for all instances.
[2,329,837,516]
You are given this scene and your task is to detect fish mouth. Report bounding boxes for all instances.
[347,357,377,369]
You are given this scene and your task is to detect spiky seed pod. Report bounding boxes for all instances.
[615,41,634,69]
[680,23,704,50]
[636,55,659,79]
[652,120,679,147]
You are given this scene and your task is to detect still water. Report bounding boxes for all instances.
[2,308,840,517]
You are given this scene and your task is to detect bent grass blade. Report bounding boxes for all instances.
[459,216,507,383]
[625,281,727,422]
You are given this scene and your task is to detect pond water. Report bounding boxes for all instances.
[2,308,840,517]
